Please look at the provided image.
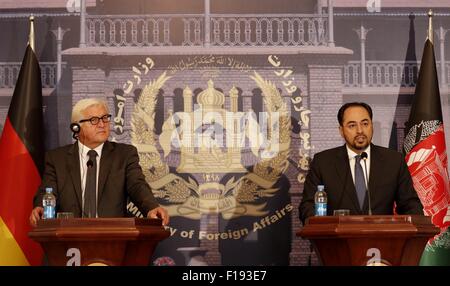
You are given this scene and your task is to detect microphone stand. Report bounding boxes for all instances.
[361,152,372,216]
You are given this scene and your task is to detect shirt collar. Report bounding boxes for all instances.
[78,141,104,159]
[346,144,371,160]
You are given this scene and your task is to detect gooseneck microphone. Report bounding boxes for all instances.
[360,152,372,215]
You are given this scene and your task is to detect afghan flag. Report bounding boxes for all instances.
[403,28,450,265]
[0,20,44,265]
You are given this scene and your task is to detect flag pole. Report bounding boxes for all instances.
[28,15,35,51]
[427,9,433,44]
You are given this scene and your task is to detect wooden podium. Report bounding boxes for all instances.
[297,215,439,266]
[29,218,170,266]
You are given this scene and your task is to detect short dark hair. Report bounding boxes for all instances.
[337,102,373,126]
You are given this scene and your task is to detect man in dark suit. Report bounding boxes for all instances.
[30,98,168,225]
[299,102,423,223]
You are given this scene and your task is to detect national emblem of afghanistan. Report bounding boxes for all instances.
[131,71,291,219]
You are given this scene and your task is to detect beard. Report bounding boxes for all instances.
[348,135,370,151]
[350,141,370,151]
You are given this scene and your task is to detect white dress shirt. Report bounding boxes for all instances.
[346,144,371,188]
[78,141,103,217]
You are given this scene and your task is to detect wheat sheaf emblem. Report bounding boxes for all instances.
[130,71,291,219]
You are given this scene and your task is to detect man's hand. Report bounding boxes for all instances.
[147,206,169,226]
[29,207,44,227]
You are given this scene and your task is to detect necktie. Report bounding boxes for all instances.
[354,155,366,209]
[84,150,98,218]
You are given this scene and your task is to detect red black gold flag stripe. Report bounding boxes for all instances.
[0,42,44,265]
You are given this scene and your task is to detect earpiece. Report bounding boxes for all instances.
[70,123,81,140]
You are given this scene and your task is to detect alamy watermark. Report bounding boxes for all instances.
[66,248,81,266]
[366,248,383,265]
[366,0,381,13]
[66,0,81,13]
[162,106,282,159]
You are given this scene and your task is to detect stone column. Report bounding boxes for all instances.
[204,0,211,47]
[51,24,70,146]
[317,0,323,14]
[79,0,86,47]
[354,25,371,88]
[327,0,335,47]
[51,25,70,88]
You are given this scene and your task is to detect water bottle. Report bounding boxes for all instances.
[42,187,56,219]
[314,185,327,216]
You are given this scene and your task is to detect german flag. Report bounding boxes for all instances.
[0,17,44,265]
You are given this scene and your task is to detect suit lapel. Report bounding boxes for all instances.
[67,142,83,211]
[334,146,349,190]
[335,145,362,213]
[97,141,114,204]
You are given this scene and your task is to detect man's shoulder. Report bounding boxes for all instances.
[47,141,138,154]
[47,143,74,155]
[313,145,345,160]
[371,144,404,160]
[105,141,138,154]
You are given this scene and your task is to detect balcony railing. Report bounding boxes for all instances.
[0,62,63,89]
[86,14,175,46]
[210,14,327,46]
[85,14,328,47]
[3,60,449,90]
[344,60,450,88]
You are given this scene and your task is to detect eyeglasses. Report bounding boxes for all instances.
[79,114,112,125]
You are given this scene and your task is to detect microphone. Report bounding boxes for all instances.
[87,160,94,168]
[361,152,372,215]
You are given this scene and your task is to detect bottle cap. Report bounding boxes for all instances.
[45,187,53,193]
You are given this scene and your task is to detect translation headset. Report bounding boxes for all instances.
[70,122,81,140]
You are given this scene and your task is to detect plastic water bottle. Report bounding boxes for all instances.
[43,187,56,219]
[314,185,327,216]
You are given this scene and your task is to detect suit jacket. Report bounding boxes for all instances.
[298,144,423,223]
[33,141,159,217]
